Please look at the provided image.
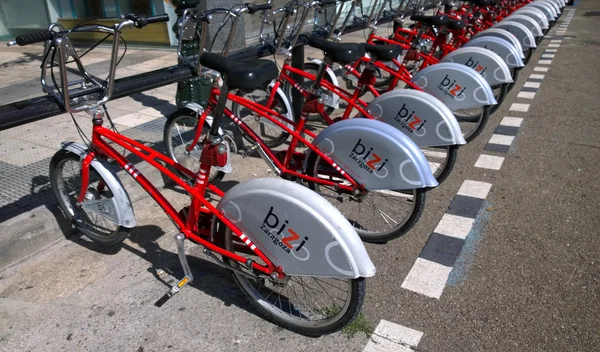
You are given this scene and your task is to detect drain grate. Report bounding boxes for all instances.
[583,11,600,16]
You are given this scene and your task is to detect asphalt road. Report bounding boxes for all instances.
[0,2,598,352]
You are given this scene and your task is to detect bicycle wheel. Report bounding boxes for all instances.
[422,144,459,185]
[304,151,426,243]
[231,87,291,148]
[454,105,491,143]
[49,149,130,246]
[163,109,225,183]
[217,221,366,337]
[507,68,520,92]
[490,83,510,115]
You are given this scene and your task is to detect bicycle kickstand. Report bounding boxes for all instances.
[154,232,194,307]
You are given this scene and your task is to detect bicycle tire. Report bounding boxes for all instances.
[507,68,520,92]
[49,149,130,246]
[304,151,427,243]
[231,87,291,149]
[428,144,459,185]
[490,83,510,115]
[219,223,367,336]
[455,105,491,143]
[163,109,225,183]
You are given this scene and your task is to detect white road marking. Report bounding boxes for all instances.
[363,320,423,352]
[524,81,541,88]
[545,49,558,53]
[509,103,530,112]
[457,180,492,199]
[489,134,515,146]
[534,66,549,72]
[517,91,536,99]
[551,40,562,43]
[500,117,523,127]
[529,74,545,79]
[401,258,453,299]
[434,214,475,240]
[548,43,560,48]
[538,59,553,65]
[474,154,505,171]
[422,149,448,159]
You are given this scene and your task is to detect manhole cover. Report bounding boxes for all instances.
[583,11,600,16]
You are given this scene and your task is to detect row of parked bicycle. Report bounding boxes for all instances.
[7,0,568,337]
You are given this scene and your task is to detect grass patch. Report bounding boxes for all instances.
[342,312,373,338]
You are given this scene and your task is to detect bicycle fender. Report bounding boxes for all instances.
[463,37,524,69]
[311,118,438,190]
[217,177,376,278]
[526,2,557,21]
[410,62,497,111]
[513,8,550,29]
[537,0,561,16]
[473,28,525,59]
[505,14,544,37]
[440,47,513,86]
[60,141,136,228]
[493,20,537,50]
[364,89,466,146]
[308,58,340,109]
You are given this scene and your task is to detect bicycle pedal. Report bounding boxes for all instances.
[154,276,191,307]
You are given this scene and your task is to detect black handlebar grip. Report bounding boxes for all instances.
[15,30,55,46]
[146,14,170,24]
[319,0,338,6]
[246,3,272,14]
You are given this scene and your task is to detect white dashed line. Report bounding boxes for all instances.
[475,154,505,171]
[529,74,545,80]
[538,60,553,65]
[534,66,549,72]
[457,180,493,199]
[489,134,515,146]
[500,117,523,127]
[517,91,536,99]
[509,103,530,112]
[548,43,560,48]
[551,40,562,43]
[362,319,424,352]
[545,49,557,53]
[524,82,541,88]
[434,214,475,240]
[541,54,555,59]
[401,258,453,299]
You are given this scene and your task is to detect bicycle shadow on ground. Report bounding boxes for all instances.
[61,223,261,317]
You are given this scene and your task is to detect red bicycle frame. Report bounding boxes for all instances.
[76,120,279,276]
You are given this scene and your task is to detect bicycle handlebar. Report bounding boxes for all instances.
[246,3,273,14]
[15,30,56,46]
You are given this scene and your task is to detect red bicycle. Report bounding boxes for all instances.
[10,10,377,336]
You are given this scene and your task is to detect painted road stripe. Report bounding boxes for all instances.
[529,74,545,80]
[548,43,560,48]
[500,117,523,127]
[534,66,549,72]
[517,91,536,99]
[489,134,515,146]
[402,180,492,299]
[524,81,541,89]
[538,59,552,65]
[434,214,475,240]
[457,180,492,199]
[494,124,519,136]
[551,40,562,43]
[545,49,558,53]
[363,320,423,352]
[556,32,566,35]
[402,258,453,299]
[475,154,505,171]
[510,103,530,112]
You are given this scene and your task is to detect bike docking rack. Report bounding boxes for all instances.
[0,0,441,131]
